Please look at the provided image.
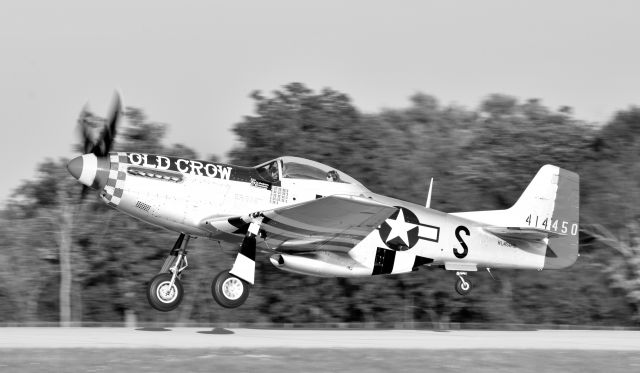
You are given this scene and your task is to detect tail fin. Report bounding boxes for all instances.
[453,165,580,269]
[512,165,580,269]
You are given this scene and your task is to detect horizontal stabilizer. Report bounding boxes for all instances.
[485,226,566,242]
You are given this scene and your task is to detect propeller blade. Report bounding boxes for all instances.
[76,91,122,157]
[101,91,121,156]
[80,184,90,200]
[74,92,122,202]
[77,102,93,154]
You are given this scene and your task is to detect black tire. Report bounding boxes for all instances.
[147,273,184,312]
[211,270,250,308]
[455,277,472,296]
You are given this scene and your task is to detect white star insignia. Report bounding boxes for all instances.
[385,209,415,246]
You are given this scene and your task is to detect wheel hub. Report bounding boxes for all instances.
[157,281,178,303]
[222,277,244,300]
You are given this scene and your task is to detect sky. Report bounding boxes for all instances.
[1,0,639,204]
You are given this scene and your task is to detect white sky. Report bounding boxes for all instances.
[1,0,639,204]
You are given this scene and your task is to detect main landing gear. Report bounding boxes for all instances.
[211,214,263,308]
[211,270,250,308]
[147,215,263,312]
[455,271,473,296]
[147,234,190,312]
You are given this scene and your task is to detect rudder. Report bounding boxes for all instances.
[511,165,580,269]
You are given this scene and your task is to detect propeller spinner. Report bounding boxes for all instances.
[67,154,110,189]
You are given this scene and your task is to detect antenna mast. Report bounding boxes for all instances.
[425,177,434,208]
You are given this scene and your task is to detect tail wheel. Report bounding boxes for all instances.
[147,273,184,312]
[211,270,250,308]
[455,277,472,296]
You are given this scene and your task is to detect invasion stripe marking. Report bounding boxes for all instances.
[265,233,356,250]
[263,212,375,237]
[227,217,250,234]
[413,256,434,269]
[262,216,368,241]
[372,247,396,275]
[261,224,356,245]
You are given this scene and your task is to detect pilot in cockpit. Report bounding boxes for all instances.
[326,170,340,182]
[269,162,279,181]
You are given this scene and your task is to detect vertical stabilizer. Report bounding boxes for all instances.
[452,165,580,269]
[510,166,579,269]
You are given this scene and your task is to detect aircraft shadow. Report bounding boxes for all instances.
[197,327,235,335]
[135,327,172,332]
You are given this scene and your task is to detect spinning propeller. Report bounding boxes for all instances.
[67,92,122,197]
[78,92,121,157]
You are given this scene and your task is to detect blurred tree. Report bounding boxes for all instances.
[1,106,200,325]
[583,107,640,229]
[580,223,640,322]
[479,94,518,118]
[117,107,167,154]
[4,159,85,325]
[225,84,639,326]
[229,83,391,323]
[229,82,367,168]
[1,85,639,327]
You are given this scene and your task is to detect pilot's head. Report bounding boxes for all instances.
[326,170,339,182]
[269,162,278,180]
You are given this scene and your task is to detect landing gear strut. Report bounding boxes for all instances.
[455,271,472,296]
[147,233,190,312]
[211,215,262,308]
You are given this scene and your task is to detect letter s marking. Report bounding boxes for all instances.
[453,225,470,259]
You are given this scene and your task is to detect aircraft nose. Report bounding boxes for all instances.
[67,154,110,189]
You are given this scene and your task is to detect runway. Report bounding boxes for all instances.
[1,328,639,350]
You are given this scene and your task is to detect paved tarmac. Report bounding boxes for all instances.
[0,328,639,350]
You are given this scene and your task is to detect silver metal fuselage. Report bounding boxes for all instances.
[107,153,546,277]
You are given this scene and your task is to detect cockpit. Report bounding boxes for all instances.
[255,156,363,186]
[256,160,281,182]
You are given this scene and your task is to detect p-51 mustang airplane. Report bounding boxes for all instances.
[68,94,579,312]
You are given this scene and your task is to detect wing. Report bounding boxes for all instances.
[204,195,397,252]
[261,195,396,252]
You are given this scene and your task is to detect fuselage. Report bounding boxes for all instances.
[68,151,549,277]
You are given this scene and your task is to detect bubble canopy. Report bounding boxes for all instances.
[255,156,363,186]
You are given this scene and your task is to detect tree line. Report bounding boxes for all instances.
[1,83,638,326]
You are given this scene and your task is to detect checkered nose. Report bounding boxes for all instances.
[67,154,110,189]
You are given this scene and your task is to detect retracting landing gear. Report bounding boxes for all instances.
[455,271,472,296]
[147,233,190,312]
[211,215,262,308]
